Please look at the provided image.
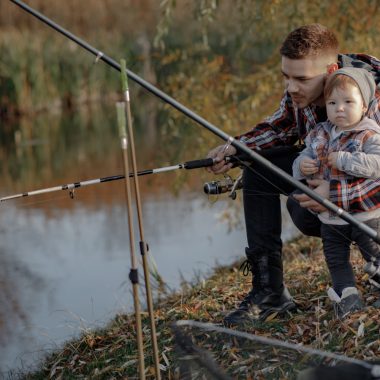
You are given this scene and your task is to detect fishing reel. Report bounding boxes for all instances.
[203,173,243,200]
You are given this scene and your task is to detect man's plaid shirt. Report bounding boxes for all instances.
[238,53,380,213]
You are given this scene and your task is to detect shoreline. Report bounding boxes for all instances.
[15,235,380,379]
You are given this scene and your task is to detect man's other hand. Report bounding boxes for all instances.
[293,178,329,212]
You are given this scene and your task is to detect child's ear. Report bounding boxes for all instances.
[363,105,368,114]
[327,63,339,74]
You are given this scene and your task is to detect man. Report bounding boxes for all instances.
[207,24,380,325]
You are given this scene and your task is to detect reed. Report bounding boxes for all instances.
[0,29,133,116]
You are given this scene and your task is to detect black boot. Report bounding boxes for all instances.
[258,251,296,320]
[223,249,295,326]
[258,287,296,320]
[223,249,271,326]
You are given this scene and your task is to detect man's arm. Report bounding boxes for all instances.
[207,91,298,174]
[296,176,380,214]
[237,92,299,149]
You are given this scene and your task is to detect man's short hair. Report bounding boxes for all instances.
[280,24,339,59]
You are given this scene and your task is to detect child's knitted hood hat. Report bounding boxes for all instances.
[326,67,376,107]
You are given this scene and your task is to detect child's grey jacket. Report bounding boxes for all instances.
[293,117,380,224]
[293,117,380,181]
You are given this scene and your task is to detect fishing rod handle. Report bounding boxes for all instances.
[183,145,304,170]
[184,157,215,169]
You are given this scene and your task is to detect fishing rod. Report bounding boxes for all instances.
[116,101,145,379]
[9,0,380,245]
[0,146,298,203]
[119,59,161,379]
[0,157,218,202]
[174,320,380,376]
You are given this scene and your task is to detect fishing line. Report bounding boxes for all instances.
[215,151,375,263]
[7,3,380,377]
[233,152,380,263]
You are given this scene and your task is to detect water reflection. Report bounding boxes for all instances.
[0,103,299,375]
[0,192,252,374]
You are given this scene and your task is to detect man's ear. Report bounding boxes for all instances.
[327,63,339,74]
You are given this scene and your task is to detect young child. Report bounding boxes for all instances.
[293,67,380,319]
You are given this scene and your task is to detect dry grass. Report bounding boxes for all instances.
[22,236,380,379]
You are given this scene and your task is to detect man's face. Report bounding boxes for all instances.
[281,56,330,108]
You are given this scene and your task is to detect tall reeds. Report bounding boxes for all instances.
[0,29,127,116]
[0,0,161,117]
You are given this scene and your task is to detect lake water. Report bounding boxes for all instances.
[0,103,299,376]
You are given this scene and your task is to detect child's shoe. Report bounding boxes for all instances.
[364,262,380,289]
[327,287,364,319]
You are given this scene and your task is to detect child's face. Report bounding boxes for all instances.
[326,84,367,130]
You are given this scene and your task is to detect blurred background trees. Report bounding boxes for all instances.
[1,0,380,142]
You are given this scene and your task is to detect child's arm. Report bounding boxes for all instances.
[300,158,319,176]
[292,130,320,179]
[330,134,380,178]
[292,146,316,179]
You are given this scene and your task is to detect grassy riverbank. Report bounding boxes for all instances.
[18,235,380,379]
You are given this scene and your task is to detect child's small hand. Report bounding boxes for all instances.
[327,152,339,168]
[300,158,319,176]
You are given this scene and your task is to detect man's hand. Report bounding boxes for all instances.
[206,144,237,174]
[292,178,330,212]
[300,158,319,176]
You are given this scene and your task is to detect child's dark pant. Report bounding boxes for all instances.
[321,219,380,295]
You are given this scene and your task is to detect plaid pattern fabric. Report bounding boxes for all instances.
[305,120,378,181]
[237,53,380,213]
[330,177,380,212]
[329,54,380,212]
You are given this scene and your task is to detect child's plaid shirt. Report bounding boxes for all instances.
[294,118,380,212]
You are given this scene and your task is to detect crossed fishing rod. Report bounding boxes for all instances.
[8,0,380,244]
[0,157,227,202]
[7,0,380,378]
[0,150,289,202]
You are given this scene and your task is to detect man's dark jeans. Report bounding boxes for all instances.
[242,149,321,290]
[243,149,321,251]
